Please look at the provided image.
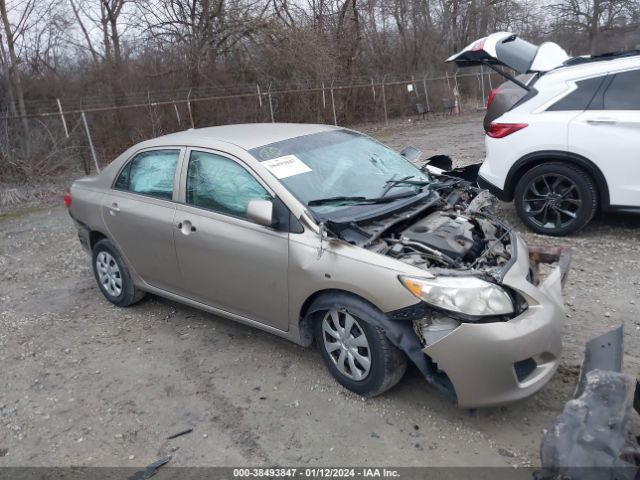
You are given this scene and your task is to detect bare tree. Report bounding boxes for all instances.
[551,0,639,53]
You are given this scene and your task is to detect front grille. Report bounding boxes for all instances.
[514,358,537,382]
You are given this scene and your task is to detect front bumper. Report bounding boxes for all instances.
[423,237,569,408]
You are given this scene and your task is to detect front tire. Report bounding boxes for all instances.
[92,238,145,307]
[514,162,598,236]
[315,308,406,397]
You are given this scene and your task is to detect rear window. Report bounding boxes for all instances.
[602,70,640,110]
[548,76,606,111]
[495,37,538,73]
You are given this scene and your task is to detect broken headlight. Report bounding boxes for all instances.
[398,275,514,316]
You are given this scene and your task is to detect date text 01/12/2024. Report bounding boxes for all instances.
[233,468,401,477]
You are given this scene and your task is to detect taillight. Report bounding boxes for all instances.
[486,88,500,110]
[64,192,72,208]
[487,123,528,138]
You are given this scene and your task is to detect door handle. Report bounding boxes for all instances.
[587,118,616,125]
[108,203,121,215]
[177,220,197,235]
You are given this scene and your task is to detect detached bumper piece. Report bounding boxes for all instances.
[528,245,572,287]
[539,326,640,480]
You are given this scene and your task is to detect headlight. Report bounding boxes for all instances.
[399,275,514,316]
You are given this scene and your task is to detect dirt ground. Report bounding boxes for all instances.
[1,113,638,468]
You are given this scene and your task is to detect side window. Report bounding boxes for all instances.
[548,76,605,111]
[603,70,640,110]
[186,151,271,218]
[114,149,180,200]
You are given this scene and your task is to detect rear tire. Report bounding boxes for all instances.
[514,162,597,236]
[92,238,145,307]
[315,308,407,397]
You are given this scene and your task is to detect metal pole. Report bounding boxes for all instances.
[268,84,275,123]
[480,66,486,108]
[370,78,376,101]
[81,111,100,173]
[173,102,181,126]
[321,82,326,109]
[330,80,337,126]
[381,76,388,126]
[454,71,462,114]
[411,75,418,97]
[56,98,69,138]
[422,75,430,113]
[256,84,263,108]
[186,89,195,128]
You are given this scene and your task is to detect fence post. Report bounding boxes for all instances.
[411,75,419,97]
[268,84,275,123]
[256,84,263,108]
[81,111,100,173]
[381,76,388,126]
[56,98,69,138]
[422,75,430,113]
[453,71,462,114]
[321,82,326,109]
[330,80,337,126]
[173,102,181,126]
[480,66,486,108]
[370,78,376,101]
[186,89,195,128]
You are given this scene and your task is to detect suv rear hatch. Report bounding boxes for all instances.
[447,32,569,131]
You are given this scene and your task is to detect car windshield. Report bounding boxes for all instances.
[249,130,429,214]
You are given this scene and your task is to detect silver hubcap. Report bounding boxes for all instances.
[96,251,122,297]
[321,310,371,381]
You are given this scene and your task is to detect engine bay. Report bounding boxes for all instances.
[323,177,513,279]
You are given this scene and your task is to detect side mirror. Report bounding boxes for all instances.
[399,146,422,163]
[246,199,273,227]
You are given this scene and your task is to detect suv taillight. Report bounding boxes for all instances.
[487,88,500,110]
[64,192,72,208]
[487,123,528,138]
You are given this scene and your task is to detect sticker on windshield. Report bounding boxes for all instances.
[262,155,312,179]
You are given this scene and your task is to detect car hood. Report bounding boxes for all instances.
[446,32,569,73]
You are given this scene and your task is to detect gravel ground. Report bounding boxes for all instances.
[1,113,638,468]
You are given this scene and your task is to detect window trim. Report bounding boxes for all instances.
[178,147,276,223]
[111,146,186,202]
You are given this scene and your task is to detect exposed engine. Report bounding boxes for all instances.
[321,176,513,279]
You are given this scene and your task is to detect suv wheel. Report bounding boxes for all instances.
[514,162,597,236]
[92,238,145,307]
[315,308,406,396]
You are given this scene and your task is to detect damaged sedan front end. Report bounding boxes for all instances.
[302,169,570,407]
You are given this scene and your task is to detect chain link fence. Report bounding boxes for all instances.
[1,68,498,180]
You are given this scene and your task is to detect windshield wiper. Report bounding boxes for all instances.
[308,191,417,207]
[381,175,429,197]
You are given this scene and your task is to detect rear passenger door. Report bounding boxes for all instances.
[102,148,184,292]
[568,69,640,207]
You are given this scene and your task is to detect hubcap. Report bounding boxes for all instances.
[96,251,122,297]
[523,174,582,230]
[321,310,371,381]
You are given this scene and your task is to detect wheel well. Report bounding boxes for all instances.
[89,230,108,250]
[298,289,367,346]
[505,152,609,209]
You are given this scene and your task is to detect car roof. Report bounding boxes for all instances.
[542,55,640,82]
[146,123,341,151]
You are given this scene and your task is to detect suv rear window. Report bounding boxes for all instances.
[603,70,640,110]
[548,76,605,111]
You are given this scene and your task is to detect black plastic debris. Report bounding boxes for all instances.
[128,455,171,480]
[166,428,193,440]
[538,326,640,480]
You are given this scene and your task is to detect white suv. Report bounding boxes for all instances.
[448,32,640,235]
